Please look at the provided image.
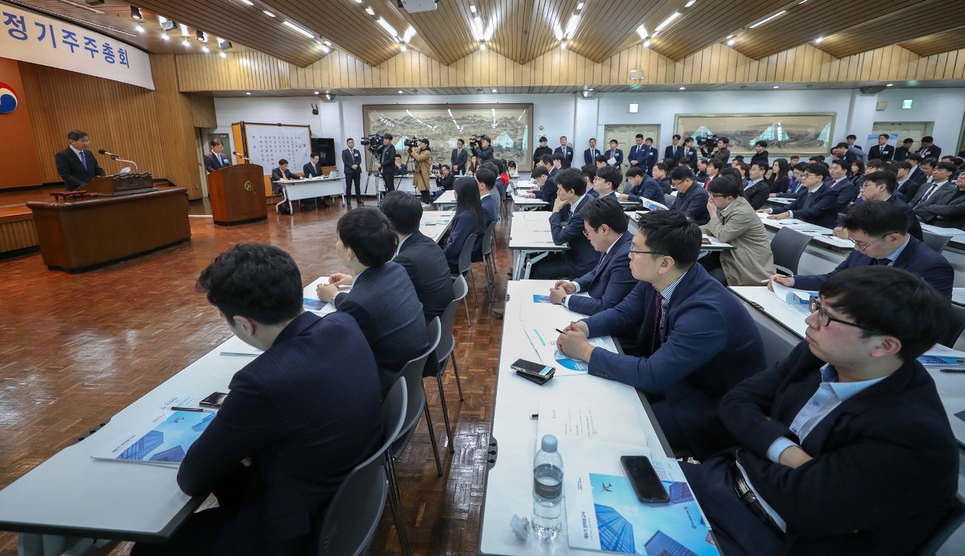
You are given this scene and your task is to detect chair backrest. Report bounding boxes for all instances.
[913,494,965,556]
[394,318,443,446]
[770,227,812,275]
[481,221,497,257]
[457,232,479,275]
[922,230,952,254]
[437,277,468,366]
[943,303,965,349]
[314,378,407,556]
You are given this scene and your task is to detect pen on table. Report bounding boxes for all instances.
[555,328,565,334]
[760,279,770,284]
[171,406,216,413]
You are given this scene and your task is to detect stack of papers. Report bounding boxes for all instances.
[919,344,965,370]
[769,282,818,313]
[92,400,217,466]
[640,198,668,211]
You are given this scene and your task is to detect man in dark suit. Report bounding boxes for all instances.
[907,154,928,186]
[841,170,923,240]
[868,133,895,161]
[743,161,770,210]
[583,138,601,167]
[270,159,295,196]
[763,163,839,229]
[132,244,384,556]
[917,135,942,161]
[628,134,649,172]
[911,160,954,210]
[450,139,468,175]
[621,166,666,206]
[341,138,363,206]
[771,201,953,298]
[685,267,958,556]
[317,208,429,397]
[894,161,921,202]
[643,137,658,175]
[558,210,766,459]
[669,166,711,225]
[605,139,624,167]
[914,162,965,228]
[664,134,684,164]
[529,156,558,204]
[682,137,699,169]
[895,137,915,161]
[377,134,397,192]
[203,139,231,174]
[476,166,499,226]
[531,169,598,280]
[554,136,574,169]
[302,152,323,178]
[827,159,858,211]
[55,130,106,190]
[549,196,635,317]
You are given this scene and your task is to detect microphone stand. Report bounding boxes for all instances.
[109,155,139,173]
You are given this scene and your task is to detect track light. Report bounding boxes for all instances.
[158,16,176,31]
[196,30,206,42]
[130,6,142,20]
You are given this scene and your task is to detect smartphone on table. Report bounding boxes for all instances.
[511,358,555,385]
[620,455,670,503]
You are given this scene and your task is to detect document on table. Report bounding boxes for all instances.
[769,281,818,313]
[220,342,264,357]
[522,324,615,375]
[536,397,648,454]
[919,344,965,368]
[92,408,216,467]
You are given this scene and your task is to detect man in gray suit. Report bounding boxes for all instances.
[342,138,363,206]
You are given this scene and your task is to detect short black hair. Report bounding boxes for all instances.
[609,139,619,145]
[582,196,629,234]
[750,161,768,173]
[905,153,922,163]
[625,166,645,178]
[922,136,934,143]
[209,139,223,148]
[457,138,465,145]
[581,164,597,182]
[879,133,889,140]
[531,166,549,179]
[755,140,768,148]
[847,134,857,140]
[310,151,320,159]
[540,154,554,166]
[806,162,830,179]
[635,133,644,140]
[673,134,681,140]
[921,157,937,167]
[635,210,700,268]
[707,159,724,170]
[589,137,596,142]
[67,130,89,141]
[841,200,907,237]
[684,136,694,143]
[441,164,450,171]
[347,138,355,142]
[383,133,393,140]
[830,159,849,172]
[718,137,730,145]
[707,174,742,198]
[654,162,669,173]
[556,168,586,195]
[863,170,897,194]
[552,152,565,161]
[278,159,289,166]
[336,208,398,268]
[197,243,302,325]
[669,166,695,181]
[475,166,496,190]
[793,161,809,172]
[896,161,912,171]
[380,190,422,236]
[595,165,622,190]
[902,138,914,144]
[936,161,958,173]
[820,266,951,361]
[595,155,609,164]
[719,167,743,183]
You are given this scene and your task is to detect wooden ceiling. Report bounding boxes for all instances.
[6,0,965,70]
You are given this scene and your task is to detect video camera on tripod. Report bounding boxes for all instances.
[359,134,386,155]
[403,137,420,149]
[468,134,486,149]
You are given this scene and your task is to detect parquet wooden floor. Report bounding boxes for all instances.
[0,197,512,556]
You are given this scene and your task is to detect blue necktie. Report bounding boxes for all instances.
[79,152,87,171]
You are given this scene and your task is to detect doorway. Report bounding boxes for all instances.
[603,124,661,176]
[870,121,932,152]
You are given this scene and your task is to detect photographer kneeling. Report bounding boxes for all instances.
[410,138,433,205]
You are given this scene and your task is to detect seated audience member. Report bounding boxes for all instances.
[770,201,953,298]
[743,162,770,210]
[441,177,488,273]
[652,162,673,195]
[132,244,384,556]
[669,166,711,225]
[475,166,499,226]
[894,160,921,202]
[270,159,295,195]
[695,158,709,181]
[700,175,775,286]
[549,197,635,316]
[580,164,598,195]
[835,170,922,240]
[592,165,622,200]
[685,266,958,556]
[535,154,559,203]
[761,163,838,229]
[827,159,858,211]
[378,191,454,322]
[621,166,666,206]
[914,162,964,227]
[750,140,769,167]
[531,168,598,280]
[768,158,790,195]
[316,208,429,397]
[393,154,407,176]
[703,158,723,190]
[302,152,323,179]
[436,164,455,191]
[557,211,766,459]
[526,165,550,198]
[850,160,866,191]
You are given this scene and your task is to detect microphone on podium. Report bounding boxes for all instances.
[97,149,119,158]
[232,151,251,162]
[98,149,139,173]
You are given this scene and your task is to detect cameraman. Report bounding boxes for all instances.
[377,133,397,192]
[701,136,731,164]
[410,138,433,204]
[473,135,494,162]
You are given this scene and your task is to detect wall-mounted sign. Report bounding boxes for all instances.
[1,5,154,90]
[902,99,913,110]
[0,81,17,114]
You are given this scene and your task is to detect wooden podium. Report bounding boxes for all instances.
[207,164,267,225]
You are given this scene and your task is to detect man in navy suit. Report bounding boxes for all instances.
[838,170,922,240]
[669,166,711,225]
[643,137,658,175]
[341,139,363,206]
[558,210,766,459]
[531,168,599,280]
[621,166,666,206]
[302,152,323,179]
[475,166,499,226]
[549,197,635,317]
[907,154,928,186]
[450,139,468,175]
[132,244,384,556]
[826,159,858,211]
[894,161,922,202]
[762,163,839,229]
[203,139,231,174]
[664,134,684,164]
[628,134,649,172]
[605,139,624,167]
[554,136,574,169]
[917,136,942,161]
[771,201,953,298]
[583,138,601,167]
[868,133,895,161]
[685,267,958,556]
[54,130,106,190]
[317,208,429,397]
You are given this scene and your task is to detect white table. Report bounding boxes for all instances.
[477,280,674,556]
[508,212,567,280]
[275,175,345,213]
[420,210,454,244]
[509,194,549,211]
[433,190,457,209]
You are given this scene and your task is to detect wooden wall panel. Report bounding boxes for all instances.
[20,54,203,199]
[0,58,43,189]
[189,95,217,128]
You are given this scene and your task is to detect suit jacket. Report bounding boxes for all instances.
[700,197,775,285]
[443,210,485,266]
[380,144,397,167]
[342,148,362,176]
[481,193,499,226]
[584,148,601,166]
[538,173,559,203]
[628,144,649,169]
[568,232,635,316]
[583,265,767,459]
[914,184,965,228]
[750,151,769,168]
[664,145,685,163]
[793,235,953,298]
[868,144,895,161]
[671,185,711,225]
[550,196,598,278]
[769,175,790,195]
[895,177,920,203]
[894,146,911,161]
[396,231,454,322]
[554,145,574,168]
[771,185,839,229]
[828,177,858,212]
[918,145,942,161]
[744,179,770,210]
[909,166,927,186]
[450,148,468,173]
[435,172,455,191]
[883,195,924,240]
[55,147,106,190]
[270,168,295,193]
[302,161,323,178]
[605,148,624,167]
[720,342,958,555]
[178,312,383,555]
[625,176,666,206]
[332,263,429,397]
[204,152,231,174]
[683,147,699,167]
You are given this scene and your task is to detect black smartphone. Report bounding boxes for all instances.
[199,392,228,408]
[620,455,670,503]
[511,358,554,385]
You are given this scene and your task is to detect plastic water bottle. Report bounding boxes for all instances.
[532,434,563,540]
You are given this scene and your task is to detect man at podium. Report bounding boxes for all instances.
[204,139,231,174]
[54,130,106,191]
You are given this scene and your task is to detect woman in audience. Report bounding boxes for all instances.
[443,177,487,273]
[507,160,518,177]
[769,158,790,194]
[851,159,866,190]
[495,159,511,199]
[467,155,479,176]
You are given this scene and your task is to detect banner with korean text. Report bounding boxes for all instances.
[1,5,154,90]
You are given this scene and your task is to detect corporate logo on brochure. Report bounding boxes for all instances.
[0,82,18,114]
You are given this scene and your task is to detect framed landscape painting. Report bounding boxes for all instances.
[674,113,835,156]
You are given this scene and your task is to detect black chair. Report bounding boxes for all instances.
[429,278,468,454]
[452,232,479,309]
[480,221,498,304]
[922,229,952,254]
[771,227,812,275]
[942,303,965,349]
[913,494,965,556]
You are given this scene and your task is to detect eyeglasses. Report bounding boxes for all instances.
[848,235,887,250]
[582,226,596,237]
[629,249,664,256]
[710,194,727,198]
[808,298,881,333]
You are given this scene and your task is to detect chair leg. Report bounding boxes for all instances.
[384,453,412,556]
[451,352,465,401]
[468,269,478,308]
[462,296,471,327]
[435,374,455,453]
[423,401,444,476]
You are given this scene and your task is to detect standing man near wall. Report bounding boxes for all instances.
[377,134,396,193]
[342,138,363,206]
[55,130,106,191]
[204,139,231,174]
[451,139,468,175]
[555,136,574,169]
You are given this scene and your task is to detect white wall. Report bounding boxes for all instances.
[213,95,325,155]
[873,88,965,153]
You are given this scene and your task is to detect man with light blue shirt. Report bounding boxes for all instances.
[683,266,958,556]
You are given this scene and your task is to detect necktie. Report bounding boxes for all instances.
[870,257,892,266]
[216,155,222,168]
[79,151,87,171]
[921,184,940,203]
[803,191,816,208]
[652,291,666,351]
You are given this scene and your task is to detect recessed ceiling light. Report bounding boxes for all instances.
[470,4,476,13]
[219,51,227,58]
[283,21,314,39]
[376,17,398,37]
[135,25,144,33]
[655,12,681,32]
[263,10,275,17]
[398,90,404,94]
[560,41,567,49]
[182,39,190,47]
[400,43,407,51]
[643,40,650,47]
[727,38,735,46]
[886,83,894,87]
[588,88,593,91]
[492,88,497,93]
[679,86,686,90]
[245,92,251,95]
[202,46,209,53]
[773,85,780,89]
[750,10,786,29]
[365,6,375,15]
[814,36,823,44]
[313,91,319,94]
[685,0,697,6]
[240,0,253,5]
[726,34,734,39]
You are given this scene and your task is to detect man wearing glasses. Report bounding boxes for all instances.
[759,163,838,229]
[682,266,958,556]
[557,210,767,459]
[55,130,106,191]
[769,200,952,298]
[831,170,922,240]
